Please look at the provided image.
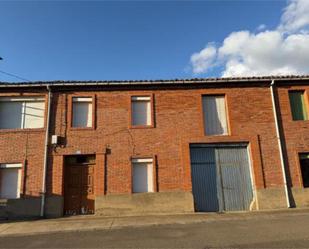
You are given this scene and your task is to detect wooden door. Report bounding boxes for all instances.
[64,163,95,215]
[81,165,95,214]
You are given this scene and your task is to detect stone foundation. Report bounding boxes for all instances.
[291,188,309,208]
[45,195,64,218]
[0,197,41,219]
[95,192,194,216]
[256,188,287,210]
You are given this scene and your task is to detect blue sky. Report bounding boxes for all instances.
[0,1,287,82]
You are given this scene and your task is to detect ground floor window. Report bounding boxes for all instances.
[132,158,154,193]
[299,153,309,188]
[0,163,22,199]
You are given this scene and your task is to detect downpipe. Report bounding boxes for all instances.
[270,80,291,208]
[40,85,52,217]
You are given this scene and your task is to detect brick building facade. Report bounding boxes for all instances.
[0,76,308,219]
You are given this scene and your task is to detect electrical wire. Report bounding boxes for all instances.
[0,69,30,82]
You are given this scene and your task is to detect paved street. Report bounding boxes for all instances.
[1,210,309,248]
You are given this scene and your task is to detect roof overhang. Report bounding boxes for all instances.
[0,75,309,88]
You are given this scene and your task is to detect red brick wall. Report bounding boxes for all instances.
[277,85,309,188]
[0,92,46,197]
[47,86,284,197]
[1,84,307,200]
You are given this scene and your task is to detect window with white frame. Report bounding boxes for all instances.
[72,97,93,128]
[132,158,154,193]
[0,97,45,129]
[0,163,22,199]
[202,95,228,136]
[131,96,152,126]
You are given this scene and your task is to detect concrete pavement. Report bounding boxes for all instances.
[0,208,309,237]
[1,209,309,248]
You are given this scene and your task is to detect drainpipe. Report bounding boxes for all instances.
[40,85,52,217]
[270,79,291,208]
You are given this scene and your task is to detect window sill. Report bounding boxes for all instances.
[69,127,95,131]
[291,119,309,122]
[0,128,45,133]
[204,134,230,137]
[132,192,155,194]
[130,125,155,129]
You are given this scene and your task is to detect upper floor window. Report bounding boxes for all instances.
[0,163,22,199]
[72,97,93,128]
[289,91,308,121]
[131,96,152,127]
[202,95,228,136]
[0,97,45,130]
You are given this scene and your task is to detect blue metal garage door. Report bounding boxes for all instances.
[190,144,253,212]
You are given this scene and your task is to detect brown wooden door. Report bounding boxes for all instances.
[81,165,95,214]
[64,164,95,215]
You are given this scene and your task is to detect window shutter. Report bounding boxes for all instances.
[147,162,154,192]
[87,102,93,127]
[72,98,93,128]
[23,101,45,128]
[131,97,151,126]
[0,97,45,129]
[0,165,21,199]
[132,159,153,193]
[0,102,23,129]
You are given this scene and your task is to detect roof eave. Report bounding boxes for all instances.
[0,75,309,88]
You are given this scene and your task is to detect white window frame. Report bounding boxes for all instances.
[0,163,22,199]
[132,158,154,193]
[0,97,45,130]
[131,96,152,127]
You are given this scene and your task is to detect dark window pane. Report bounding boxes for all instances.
[289,91,308,121]
[300,154,309,188]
